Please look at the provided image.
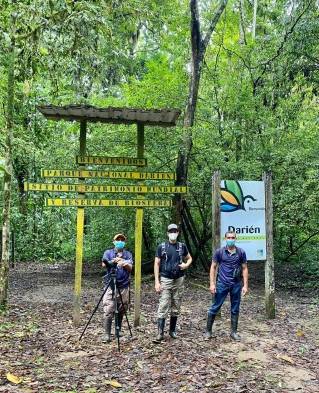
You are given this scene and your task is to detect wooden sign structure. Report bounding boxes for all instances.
[41,169,175,180]
[45,199,172,207]
[28,104,183,326]
[76,155,147,166]
[25,183,187,194]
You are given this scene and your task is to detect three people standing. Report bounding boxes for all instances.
[100,228,248,344]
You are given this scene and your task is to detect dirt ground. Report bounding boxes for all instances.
[0,262,318,393]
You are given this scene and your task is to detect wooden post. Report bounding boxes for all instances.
[212,171,221,255]
[73,120,87,325]
[134,123,144,326]
[137,122,144,159]
[263,171,275,318]
[134,208,143,326]
[212,171,221,317]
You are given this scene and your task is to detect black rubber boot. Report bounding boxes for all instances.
[169,316,178,339]
[230,314,241,341]
[102,317,112,343]
[119,313,124,329]
[154,318,165,342]
[115,313,124,337]
[204,313,215,340]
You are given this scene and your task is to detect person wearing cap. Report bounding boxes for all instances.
[205,231,248,341]
[154,223,192,341]
[101,233,133,343]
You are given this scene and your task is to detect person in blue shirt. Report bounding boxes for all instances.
[205,231,249,341]
[101,233,133,343]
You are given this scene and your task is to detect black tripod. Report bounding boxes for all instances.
[79,268,133,351]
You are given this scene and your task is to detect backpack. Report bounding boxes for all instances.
[161,242,184,264]
[217,246,245,280]
[160,242,185,279]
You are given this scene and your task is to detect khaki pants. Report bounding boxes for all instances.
[157,276,184,319]
[103,286,129,319]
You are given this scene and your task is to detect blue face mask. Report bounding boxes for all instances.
[226,239,236,247]
[114,240,125,249]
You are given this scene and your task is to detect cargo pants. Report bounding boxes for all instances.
[157,276,184,319]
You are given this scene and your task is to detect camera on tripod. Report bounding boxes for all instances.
[106,258,118,267]
[109,261,119,277]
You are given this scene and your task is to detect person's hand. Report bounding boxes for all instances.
[242,286,248,296]
[117,259,125,267]
[155,282,161,293]
[210,284,216,294]
[179,262,188,270]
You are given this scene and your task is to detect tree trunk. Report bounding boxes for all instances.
[252,0,258,39]
[0,43,15,308]
[174,0,228,231]
[175,0,228,185]
[239,0,247,45]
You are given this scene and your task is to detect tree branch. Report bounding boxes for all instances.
[282,230,319,262]
[254,0,313,86]
[202,0,228,52]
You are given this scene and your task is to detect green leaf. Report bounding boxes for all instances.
[224,181,243,206]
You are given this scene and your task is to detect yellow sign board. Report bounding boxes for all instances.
[76,155,147,166]
[25,182,187,194]
[45,198,172,207]
[41,169,175,180]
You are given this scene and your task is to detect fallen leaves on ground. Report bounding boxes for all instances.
[6,372,22,384]
[276,354,295,364]
[0,263,318,393]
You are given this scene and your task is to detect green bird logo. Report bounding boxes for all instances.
[221,180,256,212]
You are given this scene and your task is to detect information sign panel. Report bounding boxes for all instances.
[46,198,172,207]
[41,169,175,180]
[25,182,187,194]
[76,155,147,166]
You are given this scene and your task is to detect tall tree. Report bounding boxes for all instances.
[252,0,258,39]
[0,25,15,308]
[175,0,228,267]
[176,0,228,186]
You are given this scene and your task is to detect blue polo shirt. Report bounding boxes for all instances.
[102,248,133,289]
[213,246,247,285]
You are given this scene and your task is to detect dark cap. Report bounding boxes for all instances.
[167,223,178,231]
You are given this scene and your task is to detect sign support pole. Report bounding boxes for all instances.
[212,171,221,253]
[263,171,275,319]
[134,123,144,327]
[73,120,87,325]
[212,171,221,317]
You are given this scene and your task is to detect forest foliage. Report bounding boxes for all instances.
[0,0,318,278]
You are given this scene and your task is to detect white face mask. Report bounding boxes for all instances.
[168,232,178,241]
